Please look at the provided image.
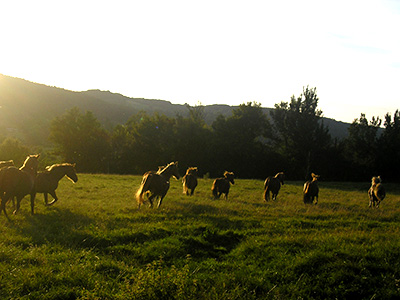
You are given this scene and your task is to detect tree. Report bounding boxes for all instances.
[211,102,271,178]
[0,137,30,166]
[344,113,381,179]
[50,107,111,173]
[377,110,400,180]
[270,86,331,179]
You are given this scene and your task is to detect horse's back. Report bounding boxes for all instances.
[35,172,56,192]
[265,177,280,193]
[0,167,33,195]
[212,178,229,192]
[183,174,197,189]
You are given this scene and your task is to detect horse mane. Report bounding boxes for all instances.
[20,154,40,170]
[159,162,178,173]
[45,163,76,171]
[224,171,234,177]
[186,167,198,175]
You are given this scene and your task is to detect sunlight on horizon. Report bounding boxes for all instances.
[1,0,399,123]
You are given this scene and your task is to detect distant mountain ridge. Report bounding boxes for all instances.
[0,74,350,145]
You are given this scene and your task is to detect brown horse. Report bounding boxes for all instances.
[303,173,320,204]
[0,154,40,218]
[35,163,78,206]
[182,167,198,196]
[211,171,235,200]
[136,161,180,208]
[263,172,285,201]
[368,176,386,208]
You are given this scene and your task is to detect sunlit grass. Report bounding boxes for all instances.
[0,174,399,299]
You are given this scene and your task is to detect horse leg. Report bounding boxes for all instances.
[148,194,155,208]
[44,193,49,205]
[264,189,269,202]
[1,195,10,220]
[47,191,58,206]
[157,195,165,208]
[13,196,23,215]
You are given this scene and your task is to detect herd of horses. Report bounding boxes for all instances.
[0,155,78,219]
[134,161,386,209]
[0,156,386,219]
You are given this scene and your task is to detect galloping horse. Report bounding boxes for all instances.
[368,176,386,208]
[35,163,78,206]
[303,173,320,205]
[0,154,40,218]
[211,171,235,200]
[136,162,180,208]
[182,167,198,196]
[263,172,285,202]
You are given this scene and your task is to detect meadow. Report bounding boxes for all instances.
[0,174,400,299]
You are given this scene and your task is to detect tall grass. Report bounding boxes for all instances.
[0,174,399,299]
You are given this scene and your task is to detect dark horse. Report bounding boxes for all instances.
[136,162,180,208]
[264,172,285,202]
[303,173,320,205]
[368,176,386,208]
[182,167,198,196]
[35,163,78,206]
[0,154,40,218]
[211,171,235,200]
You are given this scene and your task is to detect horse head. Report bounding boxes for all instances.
[160,161,180,180]
[371,176,382,186]
[186,167,198,176]
[224,171,235,185]
[20,154,40,175]
[276,172,285,185]
[66,163,78,183]
[311,173,320,181]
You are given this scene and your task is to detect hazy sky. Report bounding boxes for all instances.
[1,0,399,123]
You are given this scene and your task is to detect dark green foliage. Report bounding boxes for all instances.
[270,86,331,179]
[50,107,111,173]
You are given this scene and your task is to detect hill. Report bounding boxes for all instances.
[0,73,350,145]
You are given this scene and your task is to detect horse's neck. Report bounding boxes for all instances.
[159,168,173,180]
[49,168,67,182]
[20,165,37,177]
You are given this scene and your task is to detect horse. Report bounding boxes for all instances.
[263,172,285,202]
[35,163,78,206]
[182,167,198,196]
[0,154,40,218]
[303,173,320,205]
[368,176,386,208]
[211,171,235,200]
[0,160,14,168]
[136,161,180,208]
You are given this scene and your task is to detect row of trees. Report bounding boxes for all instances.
[44,87,400,181]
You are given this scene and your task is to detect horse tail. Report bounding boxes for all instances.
[264,177,271,190]
[136,174,151,207]
[211,180,218,198]
[182,175,188,194]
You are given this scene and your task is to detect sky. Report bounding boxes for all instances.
[1,0,399,123]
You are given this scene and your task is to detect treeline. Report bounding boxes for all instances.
[2,87,399,181]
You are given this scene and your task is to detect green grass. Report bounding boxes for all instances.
[1,174,400,299]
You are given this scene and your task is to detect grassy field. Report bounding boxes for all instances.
[0,174,400,299]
